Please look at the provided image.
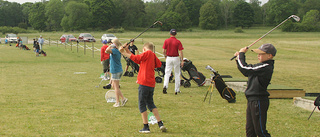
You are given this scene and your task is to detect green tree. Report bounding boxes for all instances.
[86,0,115,30]
[0,1,23,27]
[45,0,64,31]
[265,0,298,25]
[144,0,167,27]
[182,0,203,26]
[302,10,320,28]
[233,1,254,28]
[174,1,191,29]
[199,1,218,30]
[249,0,263,24]
[29,2,46,31]
[21,2,33,27]
[159,11,183,31]
[61,1,91,31]
[112,0,145,28]
[220,0,234,29]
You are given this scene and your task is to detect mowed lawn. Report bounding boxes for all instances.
[0,28,319,136]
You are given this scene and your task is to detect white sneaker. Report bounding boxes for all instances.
[113,102,120,107]
[121,98,128,106]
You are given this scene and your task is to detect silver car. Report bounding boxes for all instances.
[101,34,117,42]
[5,34,18,43]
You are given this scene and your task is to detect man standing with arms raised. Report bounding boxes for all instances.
[162,29,184,95]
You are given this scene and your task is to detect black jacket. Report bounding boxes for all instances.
[236,52,274,101]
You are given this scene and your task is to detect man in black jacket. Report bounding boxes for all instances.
[234,43,277,137]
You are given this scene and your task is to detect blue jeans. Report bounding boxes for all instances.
[138,85,157,113]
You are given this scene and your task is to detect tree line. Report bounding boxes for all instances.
[0,0,319,33]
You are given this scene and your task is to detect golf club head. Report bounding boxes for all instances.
[290,15,300,22]
[205,65,216,72]
[155,21,163,26]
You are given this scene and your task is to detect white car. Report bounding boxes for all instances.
[5,34,18,43]
[101,34,117,42]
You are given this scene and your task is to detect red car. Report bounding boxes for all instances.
[78,33,96,42]
[60,34,78,43]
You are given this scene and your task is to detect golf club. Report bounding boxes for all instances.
[230,15,300,60]
[123,21,163,47]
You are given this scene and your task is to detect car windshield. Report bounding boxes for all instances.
[68,35,75,38]
[106,34,115,37]
[8,34,17,37]
[83,34,92,37]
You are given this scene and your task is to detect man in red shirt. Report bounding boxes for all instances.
[100,40,111,80]
[119,42,167,134]
[162,29,184,95]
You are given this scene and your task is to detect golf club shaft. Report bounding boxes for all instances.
[124,21,162,47]
[230,15,296,61]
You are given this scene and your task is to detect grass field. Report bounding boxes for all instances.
[1,28,319,136]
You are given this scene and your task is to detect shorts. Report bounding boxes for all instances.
[111,71,123,80]
[36,49,40,53]
[138,85,157,113]
[102,59,110,73]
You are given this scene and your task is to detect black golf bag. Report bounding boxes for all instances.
[205,65,236,103]
[39,50,47,56]
[123,56,139,77]
[155,61,173,83]
[180,58,206,88]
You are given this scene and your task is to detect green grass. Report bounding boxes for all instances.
[1,28,320,136]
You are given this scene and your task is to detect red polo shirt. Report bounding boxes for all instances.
[130,50,162,87]
[163,36,184,56]
[100,45,110,61]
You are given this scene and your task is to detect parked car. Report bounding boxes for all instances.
[78,33,96,42]
[101,34,117,42]
[5,34,18,43]
[60,34,78,43]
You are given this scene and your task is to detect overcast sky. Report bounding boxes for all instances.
[6,0,269,6]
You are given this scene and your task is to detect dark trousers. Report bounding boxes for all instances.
[246,100,271,137]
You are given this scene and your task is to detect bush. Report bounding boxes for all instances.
[234,27,244,33]
[0,26,29,34]
[107,27,125,33]
[18,23,28,30]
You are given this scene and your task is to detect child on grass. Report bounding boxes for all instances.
[119,42,167,133]
[234,43,276,137]
[105,38,128,107]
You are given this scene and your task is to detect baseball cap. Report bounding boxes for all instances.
[102,40,108,44]
[170,29,177,35]
[252,43,277,56]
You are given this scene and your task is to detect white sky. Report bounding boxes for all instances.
[6,0,269,6]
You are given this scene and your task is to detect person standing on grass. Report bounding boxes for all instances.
[234,44,276,137]
[101,39,111,80]
[119,42,167,133]
[35,42,40,57]
[105,38,128,107]
[38,35,44,50]
[162,29,184,95]
[123,40,139,76]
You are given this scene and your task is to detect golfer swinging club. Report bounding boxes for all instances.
[162,29,184,95]
[234,43,276,137]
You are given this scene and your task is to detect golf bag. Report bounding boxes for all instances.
[39,50,47,56]
[155,61,173,83]
[180,58,206,88]
[308,94,320,120]
[123,56,139,77]
[206,65,236,103]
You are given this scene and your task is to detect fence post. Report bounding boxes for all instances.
[71,42,72,51]
[92,42,94,58]
[77,42,79,53]
[57,40,58,47]
[49,38,50,46]
[84,41,86,55]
